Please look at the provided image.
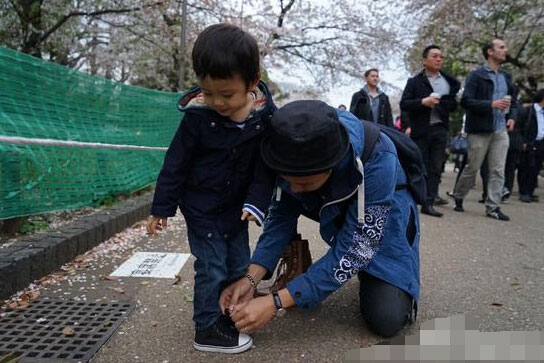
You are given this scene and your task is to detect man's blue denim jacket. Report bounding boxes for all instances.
[251,110,420,310]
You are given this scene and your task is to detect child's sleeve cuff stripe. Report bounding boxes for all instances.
[243,204,264,226]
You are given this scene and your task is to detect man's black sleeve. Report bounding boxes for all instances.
[441,78,460,112]
[461,73,492,112]
[400,78,425,112]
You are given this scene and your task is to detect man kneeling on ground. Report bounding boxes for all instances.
[220,100,420,340]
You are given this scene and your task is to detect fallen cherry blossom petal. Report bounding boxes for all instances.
[62,326,76,336]
[108,287,125,294]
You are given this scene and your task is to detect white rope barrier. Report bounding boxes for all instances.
[0,135,168,151]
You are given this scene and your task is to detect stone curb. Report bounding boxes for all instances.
[0,193,152,300]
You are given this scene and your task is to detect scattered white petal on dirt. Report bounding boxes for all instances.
[62,326,75,336]
[2,214,189,310]
[107,287,125,294]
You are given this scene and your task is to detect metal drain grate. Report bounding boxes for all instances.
[0,299,136,362]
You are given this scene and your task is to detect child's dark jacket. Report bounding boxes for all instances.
[151,81,276,236]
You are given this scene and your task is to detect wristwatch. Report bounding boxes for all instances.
[272,291,287,318]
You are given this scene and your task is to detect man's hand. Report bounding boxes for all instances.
[405,127,412,137]
[492,99,510,110]
[506,119,515,132]
[146,216,168,235]
[421,96,440,108]
[231,295,276,334]
[219,277,255,314]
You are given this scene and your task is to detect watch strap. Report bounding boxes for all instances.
[272,291,283,310]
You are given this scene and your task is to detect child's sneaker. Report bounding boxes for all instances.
[194,317,252,354]
[219,313,237,333]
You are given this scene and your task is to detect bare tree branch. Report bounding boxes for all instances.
[273,37,340,50]
[41,2,164,43]
[99,18,172,55]
[278,0,295,28]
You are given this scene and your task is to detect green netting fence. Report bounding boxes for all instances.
[0,46,182,219]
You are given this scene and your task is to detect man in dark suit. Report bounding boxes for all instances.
[400,45,460,217]
[519,89,544,202]
[350,68,394,128]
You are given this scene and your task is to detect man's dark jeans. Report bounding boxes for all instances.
[519,140,544,196]
[412,124,448,202]
[359,271,414,337]
[187,224,250,330]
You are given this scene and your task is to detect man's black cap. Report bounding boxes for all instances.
[261,100,350,176]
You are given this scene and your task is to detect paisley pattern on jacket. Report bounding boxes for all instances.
[334,205,391,284]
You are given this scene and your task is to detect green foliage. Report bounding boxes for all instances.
[29,1,41,18]
[449,109,464,135]
[20,216,50,234]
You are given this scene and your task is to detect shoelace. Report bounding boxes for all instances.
[214,322,234,340]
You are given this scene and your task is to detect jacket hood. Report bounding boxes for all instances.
[327,110,365,217]
[336,109,365,157]
[177,80,273,116]
[362,84,384,96]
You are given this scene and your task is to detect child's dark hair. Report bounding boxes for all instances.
[192,23,260,86]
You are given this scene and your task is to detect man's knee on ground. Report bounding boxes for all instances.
[358,272,413,338]
[361,304,410,337]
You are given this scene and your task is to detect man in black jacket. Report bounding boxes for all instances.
[350,68,394,128]
[518,89,544,202]
[400,45,460,217]
[452,39,517,221]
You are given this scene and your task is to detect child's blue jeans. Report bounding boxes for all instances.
[187,224,250,330]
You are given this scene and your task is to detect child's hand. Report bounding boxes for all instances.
[241,211,256,222]
[146,216,168,235]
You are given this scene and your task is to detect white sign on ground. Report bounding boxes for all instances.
[110,252,190,278]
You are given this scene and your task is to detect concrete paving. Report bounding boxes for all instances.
[10,165,544,362]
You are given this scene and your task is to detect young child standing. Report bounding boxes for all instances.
[147,23,276,353]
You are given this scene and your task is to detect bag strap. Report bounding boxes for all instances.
[361,120,381,163]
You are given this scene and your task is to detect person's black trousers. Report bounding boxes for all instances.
[504,148,521,194]
[519,140,544,196]
[412,124,448,202]
[358,271,414,337]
